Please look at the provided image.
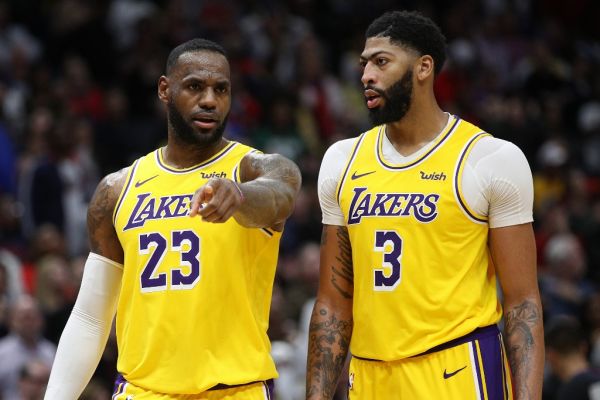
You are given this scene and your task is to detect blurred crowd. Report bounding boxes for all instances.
[0,0,598,399]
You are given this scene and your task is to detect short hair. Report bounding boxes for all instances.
[165,38,227,75]
[366,10,447,75]
[545,317,587,355]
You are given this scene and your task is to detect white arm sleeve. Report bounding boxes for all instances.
[318,138,356,226]
[44,253,123,400]
[461,137,534,228]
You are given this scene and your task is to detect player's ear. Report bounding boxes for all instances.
[158,76,169,104]
[415,55,434,82]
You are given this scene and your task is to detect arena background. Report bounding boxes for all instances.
[0,1,599,399]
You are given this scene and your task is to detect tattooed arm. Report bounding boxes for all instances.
[189,152,301,231]
[44,170,127,399]
[306,224,354,400]
[490,223,544,400]
[87,168,128,260]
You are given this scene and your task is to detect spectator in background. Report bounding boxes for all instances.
[545,317,600,400]
[295,34,345,152]
[17,359,51,400]
[533,138,570,215]
[0,119,17,195]
[252,94,305,162]
[0,248,24,307]
[20,116,98,257]
[34,255,76,344]
[0,262,9,337]
[0,4,41,75]
[0,295,55,400]
[539,232,596,320]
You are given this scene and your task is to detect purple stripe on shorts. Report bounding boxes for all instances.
[265,379,274,399]
[499,337,511,399]
[471,341,485,398]
[477,332,506,400]
[112,374,127,397]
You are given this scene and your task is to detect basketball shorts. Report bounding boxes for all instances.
[348,325,513,400]
[112,375,273,400]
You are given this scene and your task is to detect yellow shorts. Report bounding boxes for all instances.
[348,325,513,400]
[112,377,273,400]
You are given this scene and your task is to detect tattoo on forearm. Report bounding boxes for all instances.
[504,299,541,399]
[331,226,353,299]
[307,307,352,399]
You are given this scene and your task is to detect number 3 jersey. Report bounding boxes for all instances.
[337,115,502,361]
[112,142,281,394]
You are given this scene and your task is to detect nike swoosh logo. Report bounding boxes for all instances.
[135,175,158,188]
[351,170,376,180]
[443,366,467,379]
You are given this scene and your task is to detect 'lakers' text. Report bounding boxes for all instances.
[124,193,193,230]
[347,187,439,224]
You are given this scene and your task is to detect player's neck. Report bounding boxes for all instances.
[162,137,229,169]
[384,102,448,157]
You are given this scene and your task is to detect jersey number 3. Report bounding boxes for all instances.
[374,230,402,291]
[139,230,201,292]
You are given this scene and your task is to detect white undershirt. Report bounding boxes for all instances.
[318,121,534,229]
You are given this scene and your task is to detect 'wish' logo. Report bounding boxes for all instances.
[201,171,227,179]
[420,171,447,181]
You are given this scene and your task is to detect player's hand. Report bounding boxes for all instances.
[189,178,245,223]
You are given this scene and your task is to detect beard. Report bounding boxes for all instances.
[167,100,228,146]
[367,69,413,126]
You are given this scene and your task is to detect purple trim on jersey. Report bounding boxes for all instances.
[261,228,274,236]
[376,117,460,170]
[454,132,489,223]
[336,132,368,204]
[233,164,240,183]
[113,159,139,226]
[156,142,237,173]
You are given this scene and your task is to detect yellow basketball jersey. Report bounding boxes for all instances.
[113,142,281,394]
[337,115,502,361]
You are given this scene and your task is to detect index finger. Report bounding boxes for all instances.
[189,185,214,217]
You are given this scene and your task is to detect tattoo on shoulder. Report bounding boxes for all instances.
[87,168,127,252]
[331,226,353,299]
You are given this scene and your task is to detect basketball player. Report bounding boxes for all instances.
[306,11,543,400]
[44,38,301,399]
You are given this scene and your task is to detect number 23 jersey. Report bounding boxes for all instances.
[337,116,502,361]
[112,142,281,394]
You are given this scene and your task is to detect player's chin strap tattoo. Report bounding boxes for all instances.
[503,298,543,399]
[306,303,353,399]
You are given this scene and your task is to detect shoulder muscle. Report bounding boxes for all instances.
[87,168,128,261]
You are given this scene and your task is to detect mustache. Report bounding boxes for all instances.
[191,111,219,120]
[364,84,386,97]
